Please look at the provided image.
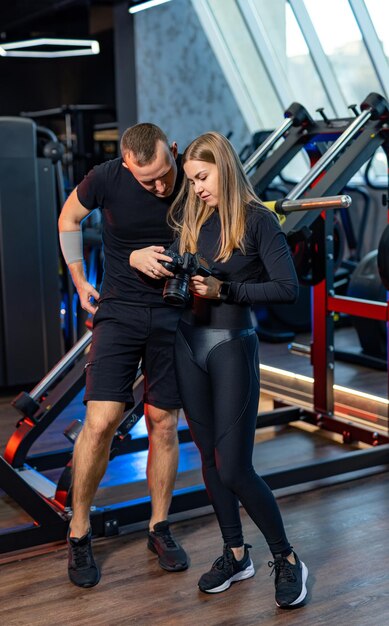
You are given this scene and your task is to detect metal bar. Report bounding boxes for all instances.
[256,406,304,428]
[316,416,389,445]
[243,117,293,174]
[305,129,385,201]
[334,348,386,372]
[286,108,372,200]
[0,523,67,554]
[262,445,389,490]
[26,449,73,471]
[312,275,334,416]
[249,125,314,194]
[0,457,64,524]
[30,330,91,401]
[5,358,86,466]
[327,295,388,321]
[282,121,385,235]
[20,107,65,117]
[28,406,306,471]
[277,194,352,213]
[288,342,311,357]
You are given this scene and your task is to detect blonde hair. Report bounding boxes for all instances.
[169,132,259,261]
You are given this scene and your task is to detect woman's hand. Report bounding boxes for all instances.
[129,246,174,279]
[190,275,222,299]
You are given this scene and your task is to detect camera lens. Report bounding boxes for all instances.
[163,274,190,306]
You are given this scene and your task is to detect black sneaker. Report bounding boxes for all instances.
[198,544,255,594]
[67,528,101,588]
[268,551,308,608]
[147,520,188,572]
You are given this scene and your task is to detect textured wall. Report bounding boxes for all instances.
[134,0,250,155]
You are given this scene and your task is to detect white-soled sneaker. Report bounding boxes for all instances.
[198,544,255,593]
[268,551,308,608]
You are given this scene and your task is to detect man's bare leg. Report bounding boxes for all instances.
[69,400,125,538]
[144,404,188,571]
[144,404,179,530]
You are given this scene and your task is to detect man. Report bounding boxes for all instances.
[58,123,188,588]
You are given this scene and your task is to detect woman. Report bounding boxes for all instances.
[167,132,308,609]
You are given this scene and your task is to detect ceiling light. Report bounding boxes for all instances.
[0,38,100,58]
[129,0,172,14]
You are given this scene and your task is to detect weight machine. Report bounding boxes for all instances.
[0,117,63,387]
[266,92,389,445]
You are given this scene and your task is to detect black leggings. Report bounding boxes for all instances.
[175,321,291,556]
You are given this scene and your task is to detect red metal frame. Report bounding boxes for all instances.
[311,198,389,435]
[327,295,388,321]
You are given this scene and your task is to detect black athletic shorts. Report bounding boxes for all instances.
[84,300,182,409]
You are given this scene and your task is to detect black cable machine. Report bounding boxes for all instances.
[0,117,64,387]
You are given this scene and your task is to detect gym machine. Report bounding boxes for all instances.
[247,99,374,197]
[20,104,116,190]
[0,117,63,387]
[267,92,389,444]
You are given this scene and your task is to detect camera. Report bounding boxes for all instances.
[160,249,212,305]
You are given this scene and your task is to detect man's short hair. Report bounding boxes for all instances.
[120,123,169,165]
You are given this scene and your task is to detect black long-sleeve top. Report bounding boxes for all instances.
[179,204,299,329]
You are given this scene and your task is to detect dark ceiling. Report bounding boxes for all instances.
[0,0,120,40]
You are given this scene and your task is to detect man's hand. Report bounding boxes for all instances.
[129,245,174,279]
[190,275,222,299]
[66,260,100,314]
[75,280,100,315]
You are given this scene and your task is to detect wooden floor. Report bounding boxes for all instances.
[0,472,388,626]
[0,327,388,625]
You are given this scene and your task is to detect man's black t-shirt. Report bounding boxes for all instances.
[77,156,183,305]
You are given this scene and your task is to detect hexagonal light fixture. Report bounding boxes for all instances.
[129,0,172,14]
[0,38,100,58]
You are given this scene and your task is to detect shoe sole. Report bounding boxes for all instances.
[147,541,188,572]
[276,561,308,608]
[200,559,255,594]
